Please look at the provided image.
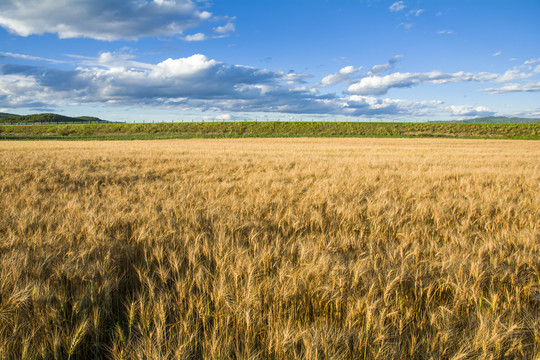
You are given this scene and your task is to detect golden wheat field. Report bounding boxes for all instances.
[0,138,539,359]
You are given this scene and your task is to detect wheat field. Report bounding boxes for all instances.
[0,138,539,359]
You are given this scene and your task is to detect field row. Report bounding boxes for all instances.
[1,121,539,140]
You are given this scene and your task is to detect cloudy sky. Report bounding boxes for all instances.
[1,0,539,122]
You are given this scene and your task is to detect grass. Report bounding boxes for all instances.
[0,138,539,359]
[1,121,540,140]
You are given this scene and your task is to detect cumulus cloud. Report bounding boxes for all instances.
[524,58,540,73]
[279,70,312,85]
[506,108,540,118]
[318,55,403,88]
[346,71,481,95]
[213,22,235,34]
[389,1,406,12]
[524,58,540,67]
[216,113,233,121]
[5,52,537,118]
[181,33,208,42]
[180,21,235,42]
[188,92,441,117]
[83,54,278,100]
[1,54,319,113]
[368,55,403,75]
[320,66,362,87]
[1,54,272,105]
[347,64,535,95]
[495,69,534,82]
[343,95,441,116]
[447,105,494,117]
[81,52,155,70]
[0,53,450,118]
[0,72,66,108]
[201,113,241,121]
[0,0,231,41]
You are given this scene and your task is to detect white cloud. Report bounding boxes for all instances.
[1,53,274,105]
[347,71,487,95]
[0,73,66,108]
[344,95,441,116]
[279,71,311,85]
[199,11,212,20]
[368,55,403,75]
[153,55,219,77]
[0,51,65,64]
[495,69,533,82]
[201,113,238,121]
[447,105,494,117]
[2,52,537,119]
[481,82,540,94]
[213,22,235,34]
[438,30,454,35]
[524,58,540,67]
[389,1,406,12]
[524,58,540,73]
[320,66,362,87]
[408,9,424,16]
[0,0,231,41]
[348,73,408,95]
[89,52,155,70]
[216,114,234,121]
[369,64,390,74]
[492,51,502,57]
[0,53,449,117]
[318,55,403,88]
[180,21,236,42]
[347,63,535,95]
[0,74,41,98]
[506,108,540,118]
[182,33,208,42]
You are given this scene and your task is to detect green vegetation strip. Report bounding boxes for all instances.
[1,122,539,140]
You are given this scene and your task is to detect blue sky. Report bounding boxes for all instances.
[0,0,539,122]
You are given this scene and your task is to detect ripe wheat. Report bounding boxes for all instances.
[0,138,539,359]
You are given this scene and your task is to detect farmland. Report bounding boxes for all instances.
[1,121,539,140]
[0,138,539,359]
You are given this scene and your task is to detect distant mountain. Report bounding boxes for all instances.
[0,112,19,119]
[457,116,540,124]
[76,116,106,122]
[0,113,112,124]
